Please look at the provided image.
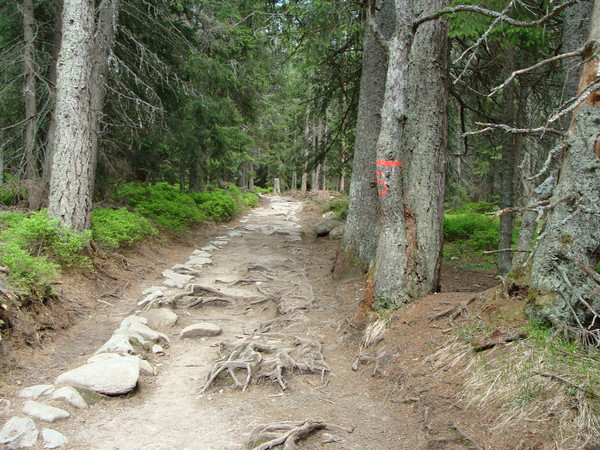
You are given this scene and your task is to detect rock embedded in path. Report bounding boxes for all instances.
[55,357,141,396]
[0,416,38,449]
[316,218,343,237]
[51,387,87,409]
[161,269,194,289]
[191,249,211,258]
[137,291,163,307]
[139,308,178,330]
[21,402,69,423]
[172,264,200,276]
[180,323,222,338]
[119,316,169,343]
[41,428,67,449]
[18,385,54,399]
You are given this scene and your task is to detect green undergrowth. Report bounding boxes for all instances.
[91,208,158,249]
[321,198,349,220]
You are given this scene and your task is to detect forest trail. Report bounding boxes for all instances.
[4,196,425,449]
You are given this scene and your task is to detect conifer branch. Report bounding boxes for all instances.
[462,122,566,137]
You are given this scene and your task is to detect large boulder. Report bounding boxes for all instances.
[0,417,38,448]
[55,356,141,396]
[316,219,343,237]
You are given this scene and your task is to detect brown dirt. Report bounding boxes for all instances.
[0,195,574,449]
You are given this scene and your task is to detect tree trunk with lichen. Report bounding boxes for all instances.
[48,0,118,232]
[372,0,449,307]
[528,1,600,332]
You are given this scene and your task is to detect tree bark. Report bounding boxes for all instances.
[337,0,394,275]
[23,0,43,209]
[529,0,600,329]
[48,0,119,232]
[372,0,449,307]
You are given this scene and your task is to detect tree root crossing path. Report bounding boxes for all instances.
[3,196,412,449]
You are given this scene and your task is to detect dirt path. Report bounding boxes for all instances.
[10,196,416,449]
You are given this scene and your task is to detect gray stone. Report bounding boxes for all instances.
[329,225,344,240]
[140,360,156,376]
[227,231,243,238]
[42,428,67,449]
[152,344,165,355]
[55,357,141,395]
[18,385,54,399]
[50,387,87,409]
[119,317,169,343]
[212,240,228,246]
[316,219,343,237]
[138,291,163,307]
[180,323,222,338]
[172,264,200,276]
[321,211,335,219]
[202,244,217,251]
[22,402,69,423]
[142,286,166,295]
[186,256,212,267]
[0,416,38,449]
[162,270,194,289]
[139,308,178,330]
[95,332,136,355]
[191,249,211,258]
[0,399,11,417]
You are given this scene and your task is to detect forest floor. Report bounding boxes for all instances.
[0,194,584,449]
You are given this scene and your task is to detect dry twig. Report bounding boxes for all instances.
[247,419,353,450]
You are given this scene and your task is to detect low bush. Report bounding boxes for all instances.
[113,182,203,232]
[91,208,158,248]
[321,198,349,220]
[444,212,499,250]
[0,210,90,289]
[190,190,238,221]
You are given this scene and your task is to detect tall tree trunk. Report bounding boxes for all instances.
[337,1,394,275]
[48,0,119,232]
[372,0,449,307]
[23,0,43,209]
[41,0,64,205]
[529,0,600,331]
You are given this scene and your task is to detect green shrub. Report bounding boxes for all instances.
[254,186,273,194]
[0,178,26,205]
[451,201,498,214]
[321,198,349,220]
[0,210,91,267]
[0,240,59,286]
[91,208,158,248]
[444,212,499,250]
[191,190,238,221]
[113,182,202,232]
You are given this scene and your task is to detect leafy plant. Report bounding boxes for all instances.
[321,198,349,220]
[444,212,499,250]
[91,208,158,249]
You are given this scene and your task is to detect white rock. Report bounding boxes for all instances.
[139,309,178,330]
[191,250,211,258]
[172,264,200,276]
[22,402,69,423]
[180,323,222,339]
[120,316,148,327]
[95,333,135,355]
[202,244,217,251]
[18,385,54,399]
[0,416,38,449]
[142,286,166,295]
[151,344,165,355]
[161,270,194,289]
[138,291,164,307]
[212,240,228,246]
[119,318,169,343]
[0,399,11,416]
[227,231,243,238]
[42,428,67,449]
[55,357,141,395]
[186,256,212,267]
[50,387,87,409]
[140,360,156,376]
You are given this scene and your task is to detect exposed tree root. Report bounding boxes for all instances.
[201,336,330,393]
[247,419,353,450]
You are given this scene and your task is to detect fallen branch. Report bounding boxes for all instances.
[473,330,528,352]
[248,419,353,450]
[450,420,484,450]
[534,371,600,399]
[185,297,235,308]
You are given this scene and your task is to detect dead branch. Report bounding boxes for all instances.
[483,248,531,255]
[248,419,353,450]
[473,330,528,352]
[463,122,565,137]
[485,192,579,218]
[428,305,463,322]
[489,45,588,96]
[185,297,235,308]
[549,77,600,123]
[529,144,566,182]
[413,0,577,31]
[534,371,600,399]
[450,420,484,450]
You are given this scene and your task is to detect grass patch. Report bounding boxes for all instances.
[321,198,349,220]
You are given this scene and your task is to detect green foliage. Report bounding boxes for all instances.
[91,208,158,249]
[444,212,499,250]
[321,198,349,220]
[0,210,91,289]
[254,186,273,194]
[113,182,203,232]
[190,190,238,222]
